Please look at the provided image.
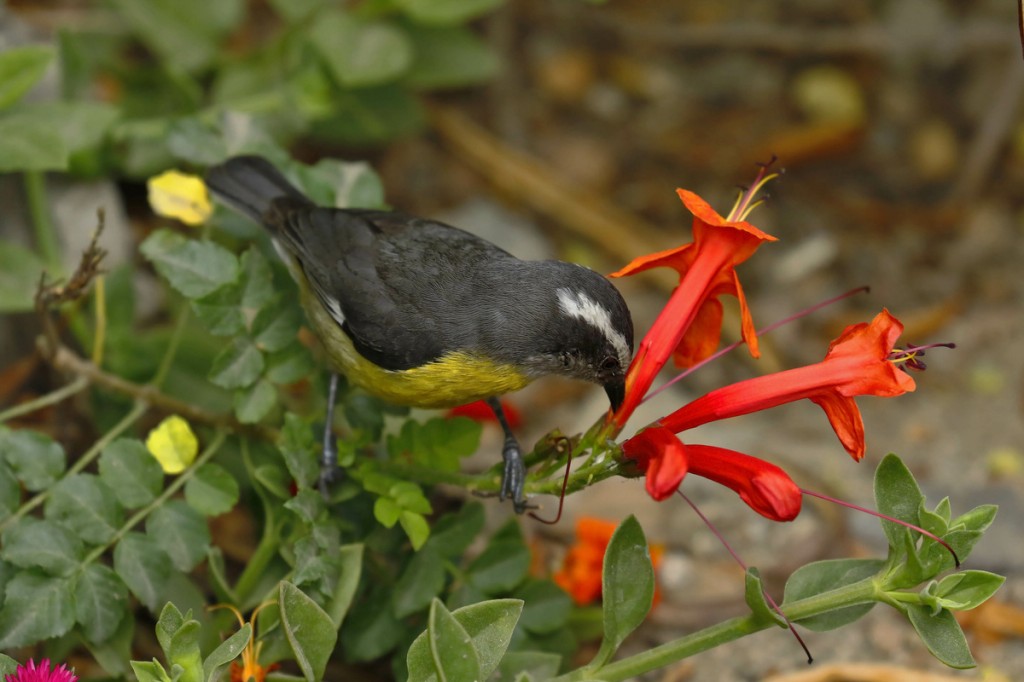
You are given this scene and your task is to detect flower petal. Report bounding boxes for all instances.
[622,425,688,500]
[810,392,866,461]
[686,444,802,521]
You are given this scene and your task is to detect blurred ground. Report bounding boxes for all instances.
[5,0,1024,680]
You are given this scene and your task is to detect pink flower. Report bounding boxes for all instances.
[4,659,77,682]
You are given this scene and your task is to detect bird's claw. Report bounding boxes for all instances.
[499,437,528,514]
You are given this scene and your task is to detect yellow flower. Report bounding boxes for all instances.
[146,415,198,474]
[147,170,212,226]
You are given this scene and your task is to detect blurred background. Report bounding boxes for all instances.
[1,0,1022,679]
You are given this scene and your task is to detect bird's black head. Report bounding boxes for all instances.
[546,265,634,411]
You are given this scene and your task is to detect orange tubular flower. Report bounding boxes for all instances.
[660,309,915,461]
[610,189,777,428]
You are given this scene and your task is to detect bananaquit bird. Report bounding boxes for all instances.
[205,155,633,512]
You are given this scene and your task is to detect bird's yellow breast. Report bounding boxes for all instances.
[303,289,532,409]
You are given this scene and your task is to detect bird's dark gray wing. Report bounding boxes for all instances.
[274,207,517,370]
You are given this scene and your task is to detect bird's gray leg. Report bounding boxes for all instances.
[318,373,341,499]
[487,397,527,513]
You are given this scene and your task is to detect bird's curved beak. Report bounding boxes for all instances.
[604,379,625,412]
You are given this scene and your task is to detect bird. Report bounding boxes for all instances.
[205,155,633,512]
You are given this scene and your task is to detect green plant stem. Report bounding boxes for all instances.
[0,375,88,424]
[554,578,879,682]
[0,399,147,534]
[23,170,61,274]
[152,306,191,388]
[234,440,282,606]
[81,429,228,566]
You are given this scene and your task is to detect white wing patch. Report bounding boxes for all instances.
[556,288,631,368]
[324,294,346,327]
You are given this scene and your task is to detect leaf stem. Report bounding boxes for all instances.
[81,429,228,566]
[0,399,148,534]
[23,170,61,274]
[553,577,879,681]
[0,375,88,424]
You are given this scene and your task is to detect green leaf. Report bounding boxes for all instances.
[99,437,164,509]
[234,379,278,424]
[140,230,240,300]
[239,247,277,310]
[0,239,49,311]
[279,581,338,682]
[310,84,425,145]
[933,570,1005,611]
[783,558,883,632]
[874,454,925,549]
[904,604,975,669]
[951,504,998,532]
[107,0,243,73]
[209,337,264,389]
[75,563,129,644]
[0,463,17,520]
[744,568,786,627]
[594,516,653,664]
[327,544,364,628]
[266,345,315,384]
[294,157,385,209]
[495,651,562,682]
[0,655,17,678]
[129,660,172,682]
[405,26,500,89]
[191,285,246,336]
[0,571,76,648]
[279,413,319,490]
[147,500,211,571]
[394,545,446,618]
[341,587,401,662]
[8,101,118,157]
[427,598,481,681]
[406,598,523,682]
[309,10,413,87]
[374,497,401,528]
[266,0,321,22]
[252,301,302,352]
[0,116,66,171]
[113,532,172,612]
[515,579,573,635]
[44,473,123,544]
[184,463,239,516]
[428,502,484,559]
[155,601,186,654]
[0,45,53,110]
[0,517,83,575]
[1,427,66,491]
[202,623,251,682]
[395,0,502,25]
[467,538,531,595]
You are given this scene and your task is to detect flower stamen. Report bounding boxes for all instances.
[888,342,956,372]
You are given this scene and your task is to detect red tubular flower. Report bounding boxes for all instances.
[660,309,915,461]
[622,426,802,520]
[610,189,777,428]
[686,445,802,521]
[620,425,688,501]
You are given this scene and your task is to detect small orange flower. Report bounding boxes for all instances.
[554,518,663,606]
[212,604,279,682]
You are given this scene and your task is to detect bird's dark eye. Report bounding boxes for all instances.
[600,356,619,371]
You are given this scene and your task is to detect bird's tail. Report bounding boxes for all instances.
[205,155,312,225]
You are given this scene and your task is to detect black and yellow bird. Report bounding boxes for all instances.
[205,156,633,512]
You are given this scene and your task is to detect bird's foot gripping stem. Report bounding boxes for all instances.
[487,397,530,513]
[499,435,528,514]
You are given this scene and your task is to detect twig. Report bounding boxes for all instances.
[0,376,89,424]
